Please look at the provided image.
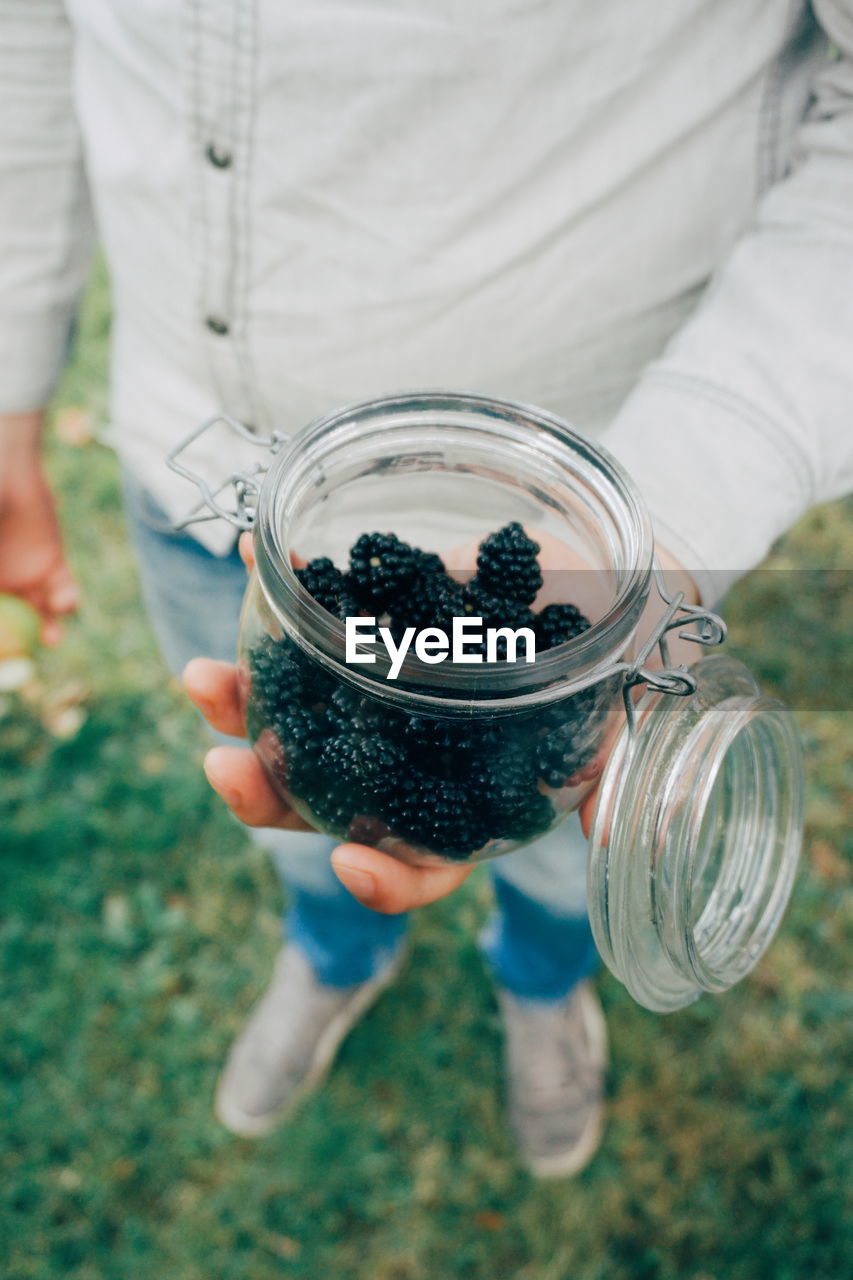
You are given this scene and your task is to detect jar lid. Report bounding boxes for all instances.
[587,654,804,1012]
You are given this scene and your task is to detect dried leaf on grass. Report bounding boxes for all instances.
[30,678,91,739]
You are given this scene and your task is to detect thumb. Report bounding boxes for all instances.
[332,842,472,914]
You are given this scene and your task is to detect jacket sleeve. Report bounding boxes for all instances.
[600,0,853,605]
[0,0,95,414]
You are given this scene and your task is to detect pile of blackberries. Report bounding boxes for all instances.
[244,524,605,861]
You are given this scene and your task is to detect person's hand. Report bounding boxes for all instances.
[184,660,474,911]
[0,411,79,645]
[183,533,473,913]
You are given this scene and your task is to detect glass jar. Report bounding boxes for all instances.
[169,390,804,1010]
[237,392,652,864]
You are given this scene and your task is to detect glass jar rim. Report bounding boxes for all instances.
[253,390,654,713]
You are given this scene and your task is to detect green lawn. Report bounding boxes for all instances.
[1,264,850,1280]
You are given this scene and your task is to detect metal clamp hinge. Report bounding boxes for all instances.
[166,413,287,531]
[616,563,727,734]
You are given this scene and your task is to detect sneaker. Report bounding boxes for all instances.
[497,980,608,1178]
[215,942,405,1137]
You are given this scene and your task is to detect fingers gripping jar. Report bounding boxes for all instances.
[169,391,804,1012]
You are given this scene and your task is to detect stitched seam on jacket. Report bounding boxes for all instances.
[757,0,808,192]
[231,0,270,433]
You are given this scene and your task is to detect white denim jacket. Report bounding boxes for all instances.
[1,1,852,601]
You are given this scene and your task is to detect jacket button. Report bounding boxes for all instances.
[205,143,232,169]
[205,316,229,335]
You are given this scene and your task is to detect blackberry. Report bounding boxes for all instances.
[371,547,449,633]
[389,569,460,636]
[381,769,491,860]
[536,722,597,788]
[457,583,535,659]
[402,715,471,752]
[246,635,285,711]
[534,602,591,650]
[330,570,367,615]
[487,780,554,842]
[412,549,446,579]
[468,740,553,841]
[461,582,531,628]
[426,578,467,632]
[403,715,515,770]
[295,557,346,615]
[325,684,405,737]
[402,715,480,776]
[348,533,420,608]
[246,634,334,717]
[475,521,542,605]
[506,790,554,841]
[325,684,356,733]
[425,578,527,633]
[318,732,406,803]
[267,706,327,794]
[246,636,298,730]
[274,705,326,757]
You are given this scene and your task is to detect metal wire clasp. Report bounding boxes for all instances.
[614,564,727,734]
[166,414,287,531]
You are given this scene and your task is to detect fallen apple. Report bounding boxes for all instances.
[0,594,41,661]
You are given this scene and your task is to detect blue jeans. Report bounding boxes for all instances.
[122,475,598,1001]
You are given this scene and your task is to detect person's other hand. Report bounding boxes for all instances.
[0,411,79,645]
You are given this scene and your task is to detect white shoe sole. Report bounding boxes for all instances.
[525,983,610,1180]
[215,948,406,1138]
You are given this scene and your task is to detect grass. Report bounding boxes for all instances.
[1,262,850,1280]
